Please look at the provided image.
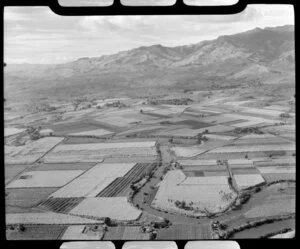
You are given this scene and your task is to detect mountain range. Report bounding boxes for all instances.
[4,25,295,103]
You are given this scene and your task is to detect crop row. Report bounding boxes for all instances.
[37,197,84,213]
[97,163,153,197]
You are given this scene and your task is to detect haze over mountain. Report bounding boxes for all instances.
[4,25,295,104]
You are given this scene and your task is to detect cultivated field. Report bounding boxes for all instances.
[6,170,84,188]
[208,144,295,153]
[6,212,99,225]
[43,141,157,163]
[244,197,295,218]
[50,163,137,198]
[5,164,29,184]
[68,128,114,137]
[233,174,265,190]
[61,225,105,240]
[5,137,64,164]
[6,224,67,240]
[69,197,142,221]
[152,170,236,215]
[5,127,26,137]
[6,188,59,213]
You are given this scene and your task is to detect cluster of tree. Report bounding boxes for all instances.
[279,112,291,118]
[147,98,193,106]
[151,218,171,229]
[26,126,41,140]
[233,127,263,134]
[7,224,26,232]
[174,200,194,210]
[196,133,208,144]
[105,101,127,108]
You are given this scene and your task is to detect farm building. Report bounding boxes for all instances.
[39,129,54,136]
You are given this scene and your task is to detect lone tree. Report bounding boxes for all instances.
[103,217,111,226]
[196,133,202,144]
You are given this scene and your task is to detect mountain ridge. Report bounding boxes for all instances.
[4,25,295,103]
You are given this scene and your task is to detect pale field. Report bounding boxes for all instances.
[208,144,295,153]
[6,212,99,225]
[5,137,64,164]
[69,197,142,221]
[172,140,230,158]
[228,159,253,165]
[265,105,291,112]
[271,230,295,238]
[201,115,240,124]
[43,155,105,163]
[43,141,157,163]
[204,134,236,141]
[6,170,84,188]
[68,128,114,137]
[171,146,207,157]
[4,127,26,137]
[231,120,266,128]
[258,166,295,174]
[152,170,236,215]
[242,107,288,117]
[223,113,279,124]
[178,159,217,166]
[49,141,156,151]
[238,134,277,139]
[224,100,253,106]
[251,157,272,162]
[51,163,136,198]
[232,137,288,145]
[233,174,265,190]
[61,225,104,240]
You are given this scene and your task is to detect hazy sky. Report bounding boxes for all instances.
[4,4,294,64]
[185,241,240,249]
[60,242,115,249]
[123,241,178,249]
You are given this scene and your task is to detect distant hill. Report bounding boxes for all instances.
[4,25,295,103]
